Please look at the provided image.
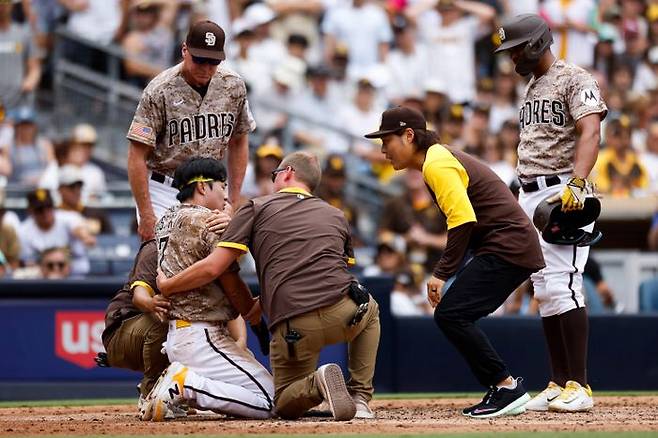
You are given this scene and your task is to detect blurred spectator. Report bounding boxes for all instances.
[362,233,406,277]
[642,119,658,194]
[316,154,360,242]
[225,20,271,96]
[57,164,113,235]
[0,104,12,182]
[488,64,518,132]
[252,57,304,140]
[540,0,598,68]
[291,65,342,156]
[61,0,123,45]
[38,246,72,280]
[463,103,491,156]
[385,16,429,105]
[500,0,539,16]
[0,1,43,111]
[18,188,95,277]
[286,33,310,62]
[241,141,284,199]
[0,199,20,270]
[481,133,516,187]
[60,0,125,71]
[7,107,54,186]
[414,0,495,104]
[390,269,431,316]
[422,80,449,130]
[267,0,325,64]
[594,116,649,197]
[31,0,63,51]
[583,257,615,310]
[379,169,447,273]
[65,124,107,201]
[593,24,619,79]
[121,0,177,88]
[336,78,387,177]
[634,46,658,94]
[440,104,466,147]
[618,0,648,61]
[243,2,287,72]
[322,0,392,79]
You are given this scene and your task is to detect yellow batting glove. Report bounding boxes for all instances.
[547,177,591,212]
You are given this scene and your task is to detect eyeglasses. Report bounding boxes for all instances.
[271,166,293,183]
[45,261,68,271]
[191,55,221,66]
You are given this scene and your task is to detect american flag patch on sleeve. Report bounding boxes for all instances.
[127,121,156,145]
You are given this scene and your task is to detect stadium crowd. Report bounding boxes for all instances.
[0,0,657,315]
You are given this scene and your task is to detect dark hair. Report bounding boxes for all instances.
[411,128,440,152]
[287,33,309,48]
[173,157,227,202]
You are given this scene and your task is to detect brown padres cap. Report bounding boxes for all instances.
[364,106,427,139]
[186,20,226,61]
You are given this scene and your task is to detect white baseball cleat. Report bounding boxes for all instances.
[548,380,594,412]
[147,362,189,422]
[525,381,563,411]
[352,394,375,419]
[315,364,356,421]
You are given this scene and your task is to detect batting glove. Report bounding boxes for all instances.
[548,176,592,212]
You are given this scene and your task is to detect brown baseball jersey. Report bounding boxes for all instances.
[216,188,356,330]
[155,203,239,322]
[126,63,256,177]
[517,60,607,182]
[102,240,159,344]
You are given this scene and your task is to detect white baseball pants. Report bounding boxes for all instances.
[518,175,592,317]
[164,321,275,419]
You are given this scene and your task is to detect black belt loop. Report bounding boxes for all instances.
[284,320,301,359]
[521,175,561,193]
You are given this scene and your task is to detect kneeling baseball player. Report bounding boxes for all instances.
[144,157,274,420]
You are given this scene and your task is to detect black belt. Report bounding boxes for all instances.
[150,171,174,187]
[521,175,561,193]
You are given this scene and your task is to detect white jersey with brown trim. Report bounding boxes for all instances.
[516,60,607,183]
[127,63,256,177]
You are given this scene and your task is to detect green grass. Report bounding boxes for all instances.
[1,391,657,408]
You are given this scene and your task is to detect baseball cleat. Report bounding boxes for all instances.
[352,394,375,419]
[465,377,531,419]
[525,381,563,411]
[315,364,356,421]
[548,380,594,412]
[148,362,189,422]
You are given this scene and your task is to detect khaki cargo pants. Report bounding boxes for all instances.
[270,295,380,419]
[104,313,169,396]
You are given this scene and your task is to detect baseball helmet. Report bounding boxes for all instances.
[533,196,603,247]
[495,14,553,75]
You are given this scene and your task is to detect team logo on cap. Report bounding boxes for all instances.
[205,32,216,46]
[498,27,505,41]
[399,121,406,127]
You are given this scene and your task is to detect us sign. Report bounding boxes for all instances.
[55,311,105,369]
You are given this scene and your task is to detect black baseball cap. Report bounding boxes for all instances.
[27,188,54,210]
[364,107,427,139]
[186,20,226,61]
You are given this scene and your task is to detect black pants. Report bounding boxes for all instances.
[434,254,534,388]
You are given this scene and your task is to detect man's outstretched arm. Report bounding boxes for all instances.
[157,246,241,296]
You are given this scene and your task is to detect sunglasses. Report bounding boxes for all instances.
[271,166,293,183]
[191,55,221,66]
[45,261,67,271]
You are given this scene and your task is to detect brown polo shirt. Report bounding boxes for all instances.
[102,240,158,344]
[422,144,545,280]
[217,187,356,330]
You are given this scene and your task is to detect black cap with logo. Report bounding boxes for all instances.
[364,106,427,139]
[27,188,54,210]
[186,20,226,61]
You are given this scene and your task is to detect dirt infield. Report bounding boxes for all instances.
[1,397,657,436]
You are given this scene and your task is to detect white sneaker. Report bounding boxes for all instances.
[138,394,148,419]
[315,364,356,421]
[146,362,189,422]
[525,381,563,411]
[352,395,375,419]
[548,380,594,412]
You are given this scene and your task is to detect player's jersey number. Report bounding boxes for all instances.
[157,235,169,267]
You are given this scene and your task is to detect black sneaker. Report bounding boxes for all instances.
[466,378,531,419]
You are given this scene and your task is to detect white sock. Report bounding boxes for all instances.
[497,378,517,390]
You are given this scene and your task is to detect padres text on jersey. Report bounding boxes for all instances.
[127,64,256,177]
[517,60,607,181]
